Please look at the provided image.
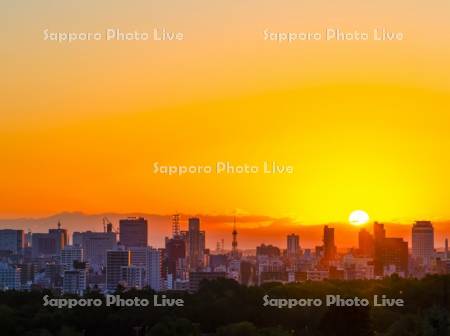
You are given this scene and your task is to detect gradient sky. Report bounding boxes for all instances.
[2,1,450,230]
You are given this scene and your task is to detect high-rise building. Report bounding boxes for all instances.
[61,245,84,271]
[373,222,386,241]
[412,221,434,265]
[119,217,148,248]
[32,223,68,258]
[0,229,24,255]
[287,234,300,257]
[358,228,374,257]
[106,250,130,291]
[373,222,386,276]
[181,217,205,271]
[322,226,336,264]
[380,238,408,276]
[147,247,162,291]
[165,237,186,277]
[73,231,117,270]
[0,262,21,290]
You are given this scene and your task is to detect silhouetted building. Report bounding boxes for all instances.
[106,250,130,291]
[119,217,148,248]
[287,234,300,257]
[181,218,205,271]
[165,237,186,276]
[188,271,226,292]
[358,228,374,257]
[256,244,280,257]
[380,238,408,276]
[322,226,336,264]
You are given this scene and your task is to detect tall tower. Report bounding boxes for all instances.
[322,226,336,264]
[172,214,180,237]
[231,217,238,259]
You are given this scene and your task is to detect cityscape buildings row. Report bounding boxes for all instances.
[0,216,447,294]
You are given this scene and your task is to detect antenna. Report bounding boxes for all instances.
[232,215,238,258]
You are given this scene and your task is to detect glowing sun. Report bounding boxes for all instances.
[349,210,370,226]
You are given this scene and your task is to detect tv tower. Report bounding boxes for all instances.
[232,216,238,258]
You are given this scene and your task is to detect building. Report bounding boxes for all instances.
[373,222,386,275]
[106,250,130,291]
[165,237,186,278]
[358,228,374,257]
[61,245,83,271]
[72,231,117,270]
[256,244,280,257]
[322,226,336,264]
[63,263,87,295]
[0,229,24,255]
[380,238,409,276]
[287,234,300,257]
[119,217,148,248]
[147,247,162,291]
[181,218,205,271]
[188,272,226,292]
[0,262,21,290]
[121,266,146,289]
[31,223,68,258]
[412,221,434,265]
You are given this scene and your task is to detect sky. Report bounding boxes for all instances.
[1,1,450,242]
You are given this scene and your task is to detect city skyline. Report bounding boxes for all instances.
[1,211,450,250]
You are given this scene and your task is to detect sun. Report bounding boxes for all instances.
[349,210,370,226]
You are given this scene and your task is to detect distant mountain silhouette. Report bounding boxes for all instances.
[0,212,449,249]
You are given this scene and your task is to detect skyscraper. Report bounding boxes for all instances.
[412,221,434,265]
[147,247,162,291]
[119,217,148,248]
[106,250,130,291]
[165,237,186,277]
[322,226,336,264]
[373,222,386,276]
[287,234,300,257]
[358,228,374,257]
[0,229,24,255]
[380,238,409,276]
[181,217,205,271]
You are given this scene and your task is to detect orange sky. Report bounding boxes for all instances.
[1,1,450,235]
